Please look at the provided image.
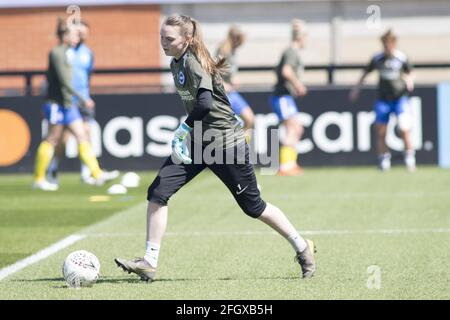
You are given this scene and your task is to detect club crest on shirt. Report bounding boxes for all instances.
[178,71,185,86]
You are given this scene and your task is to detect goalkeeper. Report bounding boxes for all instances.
[115,14,316,282]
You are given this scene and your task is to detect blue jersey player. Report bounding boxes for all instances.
[69,23,94,113]
[68,21,98,183]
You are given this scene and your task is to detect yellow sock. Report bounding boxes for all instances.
[280,146,297,166]
[78,141,102,179]
[289,146,298,164]
[280,146,289,166]
[34,141,54,182]
[245,131,251,145]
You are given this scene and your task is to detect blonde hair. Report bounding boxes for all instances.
[217,25,245,58]
[292,18,307,41]
[163,14,227,76]
[381,28,397,42]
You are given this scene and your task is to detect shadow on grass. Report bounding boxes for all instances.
[12,277,141,284]
[12,275,300,285]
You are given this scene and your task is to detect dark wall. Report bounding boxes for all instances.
[0,86,437,173]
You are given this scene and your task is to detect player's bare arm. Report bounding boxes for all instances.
[282,64,307,96]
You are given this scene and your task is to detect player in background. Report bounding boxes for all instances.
[115,14,316,282]
[216,25,255,143]
[47,21,119,185]
[271,19,308,176]
[349,29,416,172]
[33,19,117,191]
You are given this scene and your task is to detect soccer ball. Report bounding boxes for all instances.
[62,250,101,288]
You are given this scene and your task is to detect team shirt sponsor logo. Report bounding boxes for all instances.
[178,71,185,86]
[178,89,195,102]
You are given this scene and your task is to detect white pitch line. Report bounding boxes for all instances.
[0,234,85,281]
[84,228,450,238]
[0,201,146,282]
[2,227,448,281]
[301,228,450,235]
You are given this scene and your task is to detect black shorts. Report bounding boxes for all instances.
[147,143,266,218]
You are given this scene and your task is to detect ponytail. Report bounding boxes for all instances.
[164,14,228,77]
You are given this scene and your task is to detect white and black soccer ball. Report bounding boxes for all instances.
[62,250,101,288]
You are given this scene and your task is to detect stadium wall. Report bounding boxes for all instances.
[0,86,439,173]
[0,5,161,94]
[1,0,449,94]
[160,0,450,88]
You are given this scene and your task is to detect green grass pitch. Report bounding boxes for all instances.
[0,166,449,299]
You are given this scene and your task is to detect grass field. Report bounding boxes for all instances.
[0,167,449,299]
